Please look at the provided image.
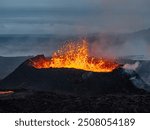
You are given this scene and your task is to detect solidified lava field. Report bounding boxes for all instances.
[0,90,150,113]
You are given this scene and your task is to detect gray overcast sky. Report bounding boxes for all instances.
[0,0,150,34]
[0,0,95,8]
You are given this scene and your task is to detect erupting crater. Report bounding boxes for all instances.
[30,40,119,72]
[0,39,146,95]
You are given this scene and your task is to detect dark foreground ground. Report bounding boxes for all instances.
[0,90,150,113]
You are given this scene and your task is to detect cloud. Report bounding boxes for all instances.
[0,0,150,34]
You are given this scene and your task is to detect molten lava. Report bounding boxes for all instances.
[0,91,14,95]
[30,40,118,72]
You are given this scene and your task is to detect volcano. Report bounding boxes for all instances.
[0,54,147,96]
[0,40,147,96]
[0,41,149,112]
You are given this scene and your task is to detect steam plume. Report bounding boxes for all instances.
[123,62,140,71]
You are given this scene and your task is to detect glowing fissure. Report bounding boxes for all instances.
[30,40,118,72]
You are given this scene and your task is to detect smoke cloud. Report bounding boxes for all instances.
[123,62,140,71]
[0,0,150,34]
[89,33,150,59]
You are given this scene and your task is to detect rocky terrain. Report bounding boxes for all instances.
[0,90,150,113]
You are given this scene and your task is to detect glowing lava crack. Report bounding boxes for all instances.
[30,40,118,72]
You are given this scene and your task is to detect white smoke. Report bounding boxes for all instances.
[123,62,140,71]
[122,61,150,91]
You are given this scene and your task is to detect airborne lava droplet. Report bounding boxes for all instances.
[30,40,119,72]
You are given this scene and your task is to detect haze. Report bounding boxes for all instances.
[0,0,150,34]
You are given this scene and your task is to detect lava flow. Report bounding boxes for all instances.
[0,91,14,95]
[30,40,119,72]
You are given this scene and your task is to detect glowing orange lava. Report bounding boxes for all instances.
[31,40,119,72]
[0,91,14,95]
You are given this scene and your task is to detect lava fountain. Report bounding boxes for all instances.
[30,40,119,72]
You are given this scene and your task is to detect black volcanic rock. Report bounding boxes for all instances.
[0,91,150,113]
[0,57,147,96]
